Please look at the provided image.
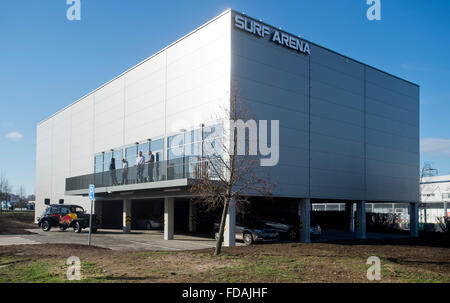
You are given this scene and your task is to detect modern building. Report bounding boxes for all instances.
[420,174,450,223]
[35,9,420,245]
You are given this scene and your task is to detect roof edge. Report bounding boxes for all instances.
[229,9,419,88]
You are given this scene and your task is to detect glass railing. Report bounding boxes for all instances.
[65,156,219,192]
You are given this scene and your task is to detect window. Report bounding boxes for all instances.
[125,145,137,165]
[150,139,164,162]
[113,149,123,167]
[168,133,184,160]
[203,124,222,141]
[203,124,223,157]
[103,151,113,171]
[185,129,202,158]
[150,139,163,152]
[70,206,84,213]
[203,137,222,156]
[60,207,70,215]
[49,206,59,214]
[94,154,103,173]
[138,141,149,158]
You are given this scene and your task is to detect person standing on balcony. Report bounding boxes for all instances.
[121,158,129,185]
[135,151,145,183]
[146,150,155,182]
[109,157,119,185]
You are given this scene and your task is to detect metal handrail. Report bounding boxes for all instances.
[65,156,217,191]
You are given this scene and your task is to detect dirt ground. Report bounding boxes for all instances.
[1,212,449,283]
[0,212,36,234]
[1,237,449,282]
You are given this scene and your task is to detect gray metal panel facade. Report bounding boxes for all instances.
[230,11,419,202]
[231,19,310,198]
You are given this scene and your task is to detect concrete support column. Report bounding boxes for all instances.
[356,201,366,239]
[410,202,419,238]
[224,199,236,247]
[423,203,427,223]
[164,197,174,240]
[122,199,131,233]
[298,198,311,243]
[188,200,197,233]
[345,202,355,233]
[444,201,448,218]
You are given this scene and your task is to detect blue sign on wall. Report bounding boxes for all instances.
[89,184,95,200]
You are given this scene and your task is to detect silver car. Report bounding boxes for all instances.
[214,220,279,245]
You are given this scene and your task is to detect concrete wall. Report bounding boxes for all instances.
[35,10,231,220]
[230,11,419,202]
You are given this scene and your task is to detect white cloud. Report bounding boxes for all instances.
[5,132,23,141]
[421,137,450,157]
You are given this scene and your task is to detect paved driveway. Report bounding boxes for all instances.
[0,229,239,251]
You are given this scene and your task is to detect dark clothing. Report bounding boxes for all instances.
[109,158,118,185]
[147,154,155,181]
[109,158,116,170]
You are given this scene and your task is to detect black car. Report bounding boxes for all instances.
[37,204,100,233]
[259,213,322,241]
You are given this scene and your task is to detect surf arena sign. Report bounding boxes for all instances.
[234,14,311,56]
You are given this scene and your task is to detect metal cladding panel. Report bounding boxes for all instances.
[70,95,94,177]
[365,67,419,202]
[230,11,419,202]
[231,13,310,197]
[310,43,365,200]
[165,12,231,132]
[310,45,364,79]
[93,76,126,153]
[366,66,419,99]
[236,77,309,115]
[124,52,166,143]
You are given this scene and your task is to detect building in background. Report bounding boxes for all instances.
[420,174,450,223]
[35,9,420,244]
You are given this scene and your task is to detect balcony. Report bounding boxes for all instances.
[65,157,213,196]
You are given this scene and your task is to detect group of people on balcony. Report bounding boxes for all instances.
[108,150,155,186]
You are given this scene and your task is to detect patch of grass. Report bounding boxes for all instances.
[0,257,119,283]
[0,261,64,282]
[195,255,311,282]
[381,260,450,283]
[0,255,24,266]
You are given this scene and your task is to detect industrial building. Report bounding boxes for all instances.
[420,174,450,224]
[35,9,420,245]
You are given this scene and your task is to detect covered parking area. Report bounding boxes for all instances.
[298,199,419,243]
[67,178,419,246]
[94,197,215,238]
[65,178,237,247]
[241,197,419,243]
[92,196,420,245]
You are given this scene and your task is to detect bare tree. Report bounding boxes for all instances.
[16,186,27,208]
[0,174,12,213]
[189,89,275,255]
[436,216,450,234]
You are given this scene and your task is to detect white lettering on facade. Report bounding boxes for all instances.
[234,14,311,55]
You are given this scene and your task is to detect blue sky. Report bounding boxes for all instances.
[0,0,449,195]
